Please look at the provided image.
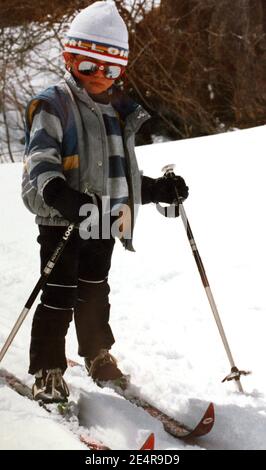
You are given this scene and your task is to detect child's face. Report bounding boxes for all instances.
[70,55,124,94]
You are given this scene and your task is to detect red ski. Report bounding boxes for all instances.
[67,358,215,440]
[79,432,155,450]
[140,401,214,439]
[0,368,154,450]
[80,434,111,450]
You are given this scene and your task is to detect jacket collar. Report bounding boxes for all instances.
[63,71,150,131]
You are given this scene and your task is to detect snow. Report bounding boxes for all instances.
[0,125,266,450]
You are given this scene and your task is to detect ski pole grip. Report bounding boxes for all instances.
[156,163,180,218]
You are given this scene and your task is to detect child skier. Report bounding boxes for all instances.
[22,0,189,403]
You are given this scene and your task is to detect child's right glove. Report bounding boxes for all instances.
[43,177,95,223]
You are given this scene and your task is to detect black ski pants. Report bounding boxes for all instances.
[29,225,115,375]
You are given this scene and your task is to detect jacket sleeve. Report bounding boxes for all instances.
[24,99,66,198]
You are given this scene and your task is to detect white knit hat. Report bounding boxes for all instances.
[64,1,129,66]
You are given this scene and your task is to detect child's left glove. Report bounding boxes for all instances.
[141,175,189,205]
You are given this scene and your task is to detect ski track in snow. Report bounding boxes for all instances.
[0,126,266,450]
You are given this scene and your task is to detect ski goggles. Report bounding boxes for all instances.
[75,57,125,80]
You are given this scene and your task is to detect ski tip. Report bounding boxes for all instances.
[139,432,155,450]
[190,402,215,438]
[205,402,215,422]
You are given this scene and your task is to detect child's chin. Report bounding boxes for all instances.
[86,83,111,94]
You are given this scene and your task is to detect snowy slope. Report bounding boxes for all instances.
[0,126,266,450]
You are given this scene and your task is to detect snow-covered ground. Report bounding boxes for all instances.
[0,125,266,450]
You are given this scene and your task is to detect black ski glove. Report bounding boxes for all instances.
[141,175,189,205]
[43,177,95,223]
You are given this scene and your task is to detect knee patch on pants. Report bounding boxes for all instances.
[78,278,110,304]
[41,283,77,309]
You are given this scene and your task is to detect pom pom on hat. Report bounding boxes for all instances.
[64,1,129,66]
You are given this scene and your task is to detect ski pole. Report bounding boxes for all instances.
[0,223,75,364]
[157,164,250,393]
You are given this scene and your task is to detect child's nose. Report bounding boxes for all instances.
[94,65,105,77]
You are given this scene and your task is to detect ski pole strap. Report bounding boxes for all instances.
[156,202,179,218]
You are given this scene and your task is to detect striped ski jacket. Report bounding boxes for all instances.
[22,72,150,250]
